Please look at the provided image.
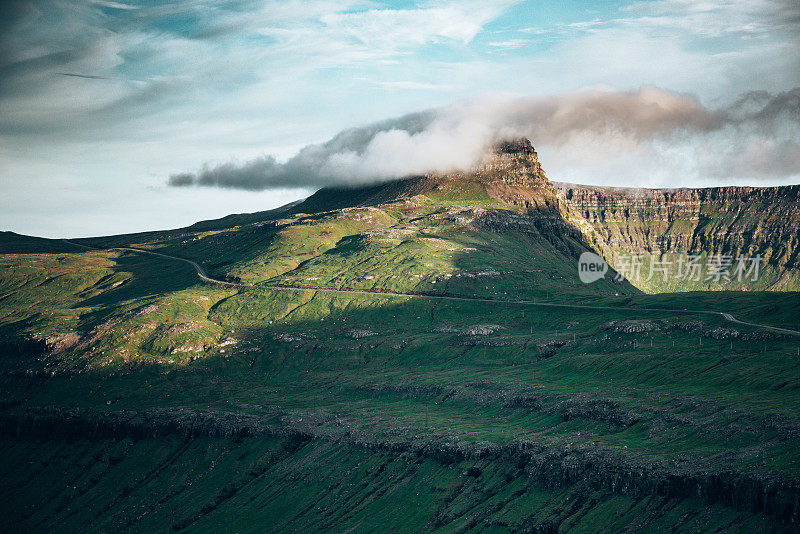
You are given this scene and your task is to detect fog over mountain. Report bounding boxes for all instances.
[2,0,798,236]
[170,86,800,191]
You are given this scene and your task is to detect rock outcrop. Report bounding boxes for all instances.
[556,182,800,290]
[3,405,798,524]
[474,137,550,189]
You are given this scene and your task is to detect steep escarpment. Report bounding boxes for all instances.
[5,433,791,533]
[3,405,799,527]
[556,183,800,291]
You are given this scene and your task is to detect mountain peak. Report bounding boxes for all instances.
[286,137,555,216]
[493,137,537,157]
[474,137,549,188]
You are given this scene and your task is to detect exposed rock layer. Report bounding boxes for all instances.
[555,183,800,275]
[3,406,798,524]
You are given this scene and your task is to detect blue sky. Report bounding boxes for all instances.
[1,0,798,236]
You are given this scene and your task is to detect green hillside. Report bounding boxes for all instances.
[1,140,799,532]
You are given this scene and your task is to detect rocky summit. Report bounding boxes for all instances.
[475,137,550,186]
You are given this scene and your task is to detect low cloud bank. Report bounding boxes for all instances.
[169,86,800,190]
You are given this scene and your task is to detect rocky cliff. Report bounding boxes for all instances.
[425,139,800,292]
[555,183,800,291]
[472,138,559,211]
[474,138,550,188]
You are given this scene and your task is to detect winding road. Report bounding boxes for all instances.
[64,240,800,336]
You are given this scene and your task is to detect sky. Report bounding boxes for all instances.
[1,0,799,237]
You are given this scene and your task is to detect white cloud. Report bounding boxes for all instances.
[322,8,482,48]
[170,86,800,191]
[499,0,800,100]
[88,0,139,10]
[487,39,529,50]
[375,80,452,90]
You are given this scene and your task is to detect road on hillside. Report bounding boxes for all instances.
[64,240,800,336]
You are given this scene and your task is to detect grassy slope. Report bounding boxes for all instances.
[2,435,791,533]
[9,284,796,470]
[0,249,235,370]
[1,187,799,532]
[79,187,630,300]
[0,232,87,254]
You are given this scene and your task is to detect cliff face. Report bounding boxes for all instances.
[474,138,560,212]
[418,137,559,212]
[461,141,799,292]
[556,183,800,291]
[474,138,550,188]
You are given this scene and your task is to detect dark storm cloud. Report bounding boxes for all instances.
[170,86,800,191]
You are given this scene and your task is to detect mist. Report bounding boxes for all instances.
[169,86,800,191]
